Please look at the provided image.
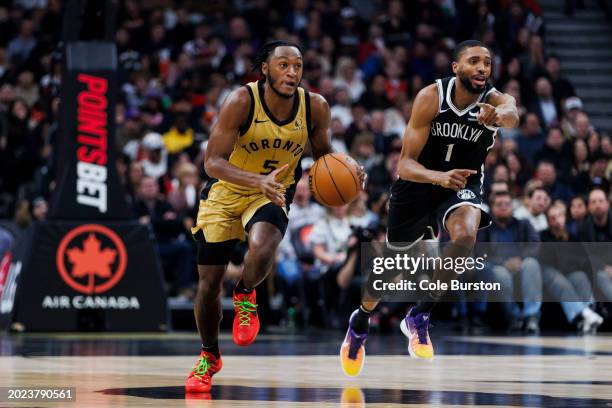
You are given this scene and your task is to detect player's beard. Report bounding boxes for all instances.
[458,70,486,94]
[267,72,297,99]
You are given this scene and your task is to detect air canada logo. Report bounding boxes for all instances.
[457,189,476,200]
[56,224,127,294]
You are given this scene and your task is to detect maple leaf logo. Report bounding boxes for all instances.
[66,233,117,279]
[57,225,127,295]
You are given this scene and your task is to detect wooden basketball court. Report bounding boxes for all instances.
[1,331,612,407]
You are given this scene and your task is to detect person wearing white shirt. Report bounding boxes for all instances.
[514,186,550,232]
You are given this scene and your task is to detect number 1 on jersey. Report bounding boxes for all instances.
[444,144,454,162]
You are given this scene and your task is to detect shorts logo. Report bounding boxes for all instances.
[457,189,476,200]
[56,224,127,295]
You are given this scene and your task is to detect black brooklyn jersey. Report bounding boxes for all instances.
[417,76,499,187]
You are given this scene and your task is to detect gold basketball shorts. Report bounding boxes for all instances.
[191,180,288,243]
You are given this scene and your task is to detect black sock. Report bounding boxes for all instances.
[201,341,220,358]
[411,301,435,316]
[350,305,372,334]
[235,279,253,295]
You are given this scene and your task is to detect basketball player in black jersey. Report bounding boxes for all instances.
[340,40,519,376]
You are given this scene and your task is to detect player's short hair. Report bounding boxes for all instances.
[453,40,491,62]
[252,40,303,77]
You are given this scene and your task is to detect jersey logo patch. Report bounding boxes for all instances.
[294,118,303,130]
[457,189,476,200]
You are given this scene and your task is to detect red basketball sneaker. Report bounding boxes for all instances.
[185,350,222,393]
[232,289,259,346]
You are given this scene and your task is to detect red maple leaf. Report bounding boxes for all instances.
[66,233,117,279]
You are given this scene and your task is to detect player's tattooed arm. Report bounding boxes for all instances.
[308,93,334,159]
[478,91,519,128]
[397,85,475,190]
[204,87,267,190]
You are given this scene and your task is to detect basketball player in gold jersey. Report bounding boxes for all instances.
[185,41,337,393]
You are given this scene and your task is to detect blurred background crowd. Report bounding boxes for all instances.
[0,0,611,334]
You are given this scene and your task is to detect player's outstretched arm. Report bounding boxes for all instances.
[308,93,334,159]
[397,85,475,191]
[477,91,519,128]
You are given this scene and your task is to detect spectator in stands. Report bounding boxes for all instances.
[334,57,365,103]
[0,99,40,195]
[530,76,559,129]
[535,127,573,183]
[568,195,588,236]
[561,96,584,138]
[168,162,199,216]
[515,185,550,232]
[7,19,36,65]
[360,74,391,110]
[370,109,395,155]
[537,160,574,203]
[141,132,168,180]
[367,144,400,195]
[498,57,532,110]
[573,111,593,141]
[310,205,353,276]
[540,202,603,333]
[350,133,379,173]
[506,152,531,192]
[329,118,348,155]
[277,175,325,320]
[383,59,407,104]
[31,196,47,222]
[577,188,612,303]
[163,114,193,155]
[545,55,576,104]
[330,87,353,129]
[14,70,39,108]
[133,175,194,299]
[517,112,545,167]
[347,191,378,229]
[570,138,591,194]
[588,152,611,192]
[522,35,546,79]
[480,191,543,334]
[310,203,358,327]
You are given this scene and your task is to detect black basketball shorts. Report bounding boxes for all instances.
[387,180,491,246]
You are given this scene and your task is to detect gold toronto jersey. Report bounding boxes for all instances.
[221,79,310,194]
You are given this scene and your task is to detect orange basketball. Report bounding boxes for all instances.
[308,153,362,207]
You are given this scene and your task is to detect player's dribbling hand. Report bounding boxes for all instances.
[436,169,477,191]
[259,163,289,207]
[476,102,500,127]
